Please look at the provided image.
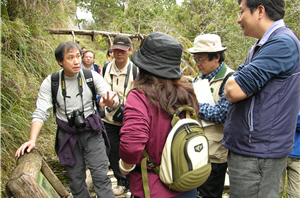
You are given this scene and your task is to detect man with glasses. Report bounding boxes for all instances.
[223,0,300,197]
[189,34,234,198]
[82,50,101,74]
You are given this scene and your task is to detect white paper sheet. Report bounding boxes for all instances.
[193,79,215,127]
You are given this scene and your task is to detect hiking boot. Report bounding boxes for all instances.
[112,185,126,196]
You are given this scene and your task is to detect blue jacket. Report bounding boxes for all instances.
[81,63,101,74]
[93,63,101,74]
[222,26,300,158]
[289,110,300,158]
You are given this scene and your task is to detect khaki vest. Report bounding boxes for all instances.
[195,64,234,163]
[102,60,135,126]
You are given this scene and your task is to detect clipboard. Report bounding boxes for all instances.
[193,79,215,127]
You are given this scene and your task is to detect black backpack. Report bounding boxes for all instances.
[51,69,100,114]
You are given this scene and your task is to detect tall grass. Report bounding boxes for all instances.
[1,0,78,196]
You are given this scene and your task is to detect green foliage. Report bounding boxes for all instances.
[122,0,176,33]
[1,1,9,20]
[78,0,177,34]
[94,35,110,52]
[285,0,300,36]
[78,0,124,30]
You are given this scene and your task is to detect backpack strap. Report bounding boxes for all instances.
[102,62,109,77]
[141,156,151,198]
[51,71,60,114]
[218,72,234,96]
[123,63,132,98]
[51,69,97,114]
[141,150,160,198]
[81,69,98,110]
[142,150,160,174]
[171,106,197,127]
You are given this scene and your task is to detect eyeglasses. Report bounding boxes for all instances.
[84,56,94,59]
[237,8,250,18]
[193,56,208,64]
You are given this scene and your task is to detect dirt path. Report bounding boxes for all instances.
[55,163,229,198]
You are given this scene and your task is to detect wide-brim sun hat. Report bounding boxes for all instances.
[188,34,227,54]
[131,32,183,79]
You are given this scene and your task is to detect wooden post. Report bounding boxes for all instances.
[72,31,76,42]
[6,149,71,198]
[108,34,112,49]
[139,34,146,48]
[6,150,48,198]
[41,160,71,197]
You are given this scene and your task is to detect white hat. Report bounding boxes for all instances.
[188,34,227,54]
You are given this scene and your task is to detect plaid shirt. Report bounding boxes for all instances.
[195,63,231,124]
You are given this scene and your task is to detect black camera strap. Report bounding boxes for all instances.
[109,62,132,105]
[61,70,85,118]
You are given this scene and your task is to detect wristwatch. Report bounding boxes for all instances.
[106,99,119,112]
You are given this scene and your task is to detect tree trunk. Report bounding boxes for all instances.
[45,29,146,41]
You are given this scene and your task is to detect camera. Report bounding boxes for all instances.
[112,104,125,122]
[67,109,86,131]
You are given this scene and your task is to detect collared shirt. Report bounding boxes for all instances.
[259,19,285,46]
[200,62,223,81]
[197,63,231,124]
[112,59,128,76]
[246,19,285,66]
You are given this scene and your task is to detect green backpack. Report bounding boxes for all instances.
[141,106,211,198]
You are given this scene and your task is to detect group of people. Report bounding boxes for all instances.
[15,0,300,198]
